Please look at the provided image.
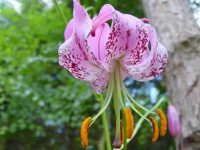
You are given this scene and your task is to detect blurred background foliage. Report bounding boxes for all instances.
[0,0,178,149]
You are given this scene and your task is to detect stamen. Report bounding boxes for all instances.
[156,109,167,137]
[121,83,156,115]
[80,117,92,148]
[150,117,159,144]
[90,74,114,125]
[124,108,134,139]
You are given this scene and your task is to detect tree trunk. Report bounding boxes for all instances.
[141,0,200,150]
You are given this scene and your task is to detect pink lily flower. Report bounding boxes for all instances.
[167,105,181,138]
[59,0,167,94]
[58,0,168,149]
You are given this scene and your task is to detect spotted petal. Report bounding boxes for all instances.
[90,70,110,94]
[59,1,110,93]
[104,11,141,71]
[122,42,168,81]
[59,34,109,94]
[121,22,153,66]
[120,24,168,81]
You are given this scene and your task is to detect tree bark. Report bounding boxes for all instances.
[141,0,200,150]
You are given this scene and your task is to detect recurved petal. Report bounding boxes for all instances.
[64,19,74,41]
[91,4,113,36]
[121,23,168,81]
[59,34,104,83]
[73,0,101,65]
[90,70,110,94]
[124,42,168,81]
[121,23,153,66]
[73,0,92,37]
[105,11,141,71]
[88,23,111,61]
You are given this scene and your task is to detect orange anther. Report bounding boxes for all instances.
[124,108,134,139]
[156,109,167,137]
[80,117,92,148]
[150,117,159,144]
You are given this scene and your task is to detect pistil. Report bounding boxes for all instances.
[113,73,122,148]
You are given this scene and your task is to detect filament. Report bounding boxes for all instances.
[90,73,114,126]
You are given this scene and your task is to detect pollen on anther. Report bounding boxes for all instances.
[150,117,159,144]
[124,108,134,139]
[80,117,92,148]
[156,109,167,137]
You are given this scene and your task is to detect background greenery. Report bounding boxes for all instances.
[0,0,175,149]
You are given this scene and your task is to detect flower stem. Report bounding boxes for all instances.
[53,0,67,24]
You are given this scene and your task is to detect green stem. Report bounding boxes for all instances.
[53,0,67,24]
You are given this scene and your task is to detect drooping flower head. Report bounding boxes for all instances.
[58,0,168,149]
[167,105,181,138]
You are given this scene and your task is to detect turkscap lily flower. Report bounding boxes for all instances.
[59,0,168,149]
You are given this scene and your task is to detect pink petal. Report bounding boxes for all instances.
[59,33,109,93]
[121,24,168,81]
[88,23,111,61]
[91,4,113,36]
[124,42,168,81]
[90,70,110,94]
[72,0,102,66]
[73,0,92,37]
[105,11,141,71]
[59,34,103,82]
[121,22,151,66]
[64,19,74,41]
